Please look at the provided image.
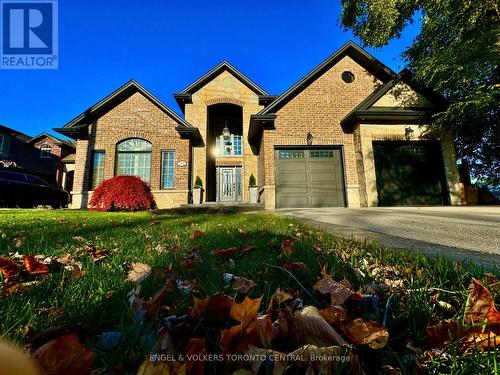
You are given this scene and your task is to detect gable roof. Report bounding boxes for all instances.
[340,69,446,129]
[256,41,395,116]
[0,124,31,142]
[29,132,75,148]
[53,80,202,145]
[173,61,269,112]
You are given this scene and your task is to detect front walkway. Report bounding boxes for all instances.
[278,206,500,268]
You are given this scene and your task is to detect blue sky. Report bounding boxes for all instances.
[0,0,420,138]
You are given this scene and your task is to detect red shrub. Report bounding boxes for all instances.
[89,176,155,211]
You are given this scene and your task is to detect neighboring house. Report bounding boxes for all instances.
[28,133,76,192]
[0,125,75,190]
[54,41,464,210]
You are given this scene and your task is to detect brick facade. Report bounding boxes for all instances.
[61,42,464,210]
[71,92,191,208]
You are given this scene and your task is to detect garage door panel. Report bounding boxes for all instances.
[278,196,308,208]
[275,148,345,208]
[279,162,307,172]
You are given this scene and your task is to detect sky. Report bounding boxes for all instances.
[0,0,421,138]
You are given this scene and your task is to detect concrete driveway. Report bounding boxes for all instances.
[278,207,500,268]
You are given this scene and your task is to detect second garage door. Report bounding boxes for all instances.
[275,148,346,208]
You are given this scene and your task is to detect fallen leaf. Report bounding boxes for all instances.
[137,359,186,375]
[294,306,348,346]
[145,281,174,319]
[206,294,234,325]
[32,333,93,375]
[319,305,348,326]
[0,257,20,280]
[231,296,262,327]
[55,253,83,271]
[179,259,196,270]
[430,294,456,312]
[244,345,287,374]
[281,239,295,256]
[232,277,255,294]
[186,338,206,375]
[23,255,49,275]
[345,318,389,349]
[34,307,64,318]
[191,231,203,239]
[425,319,462,347]
[464,278,500,325]
[314,269,353,305]
[463,330,500,350]
[127,263,152,283]
[213,247,238,257]
[189,295,210,319]
[283,260,306,271]
[241,246,256,255]
[12,236,25,248]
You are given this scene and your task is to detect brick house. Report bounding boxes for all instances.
[0,126,75,189]
[55,41,464,209]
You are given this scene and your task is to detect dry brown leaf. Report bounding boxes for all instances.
[464,278,500,325]
[244,345,287,374]
[231,296,262,327]
[127,263,152,283]
[319,305,348,326]
[281,239,295,256]
[283,261,306,271]
[463,330,500,350]
[145,281,174,319]
[12,236,25,248]
[179,259,196,270]
[190,230,203,239]
[294,306,348,346]
[186,338,206,375]
[241,246,256,255]
[137,359,186,375]
[0,257,20,280]
[425,319,462,347]
[213,247,238,257]
[314,272,353,305]
[34,307,64,318]
[206,294,234,325]
[189,295,210,319]
[23,255,49,275]
[345,318,389,349]
[32,333,93,375]
[232,277,255,294]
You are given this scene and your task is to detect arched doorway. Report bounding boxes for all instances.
[206,104,243,202]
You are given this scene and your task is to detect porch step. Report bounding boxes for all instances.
[153,202,265,215]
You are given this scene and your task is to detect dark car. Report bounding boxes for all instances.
[0,169,69,208]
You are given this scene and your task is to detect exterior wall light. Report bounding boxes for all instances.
[307,132,313,146]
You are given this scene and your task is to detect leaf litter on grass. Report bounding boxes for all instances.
[1,227,499,374]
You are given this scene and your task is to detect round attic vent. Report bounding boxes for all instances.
[341,71,355,83]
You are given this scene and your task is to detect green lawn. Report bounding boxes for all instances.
[0,210,498,374]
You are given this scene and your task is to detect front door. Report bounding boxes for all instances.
[217,167,242,202]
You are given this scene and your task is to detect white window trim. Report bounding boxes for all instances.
[161,150,175,190]
[40,143,52,158]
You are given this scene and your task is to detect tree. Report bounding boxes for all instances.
[340,0,500,183]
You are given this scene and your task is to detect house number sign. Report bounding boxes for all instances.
[177,160,187,167]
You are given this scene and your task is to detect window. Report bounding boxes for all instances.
[310,150,334,158]
[161,150,175,189]
[116,139,152,182]
[278,150,304,159]
[91,151,105,189]
[216,134,243,156]
[0,134,4,153]
[341,71,355,83]
[40,143,52,157]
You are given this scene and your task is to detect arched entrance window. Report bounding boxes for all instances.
[116,139,152,182]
